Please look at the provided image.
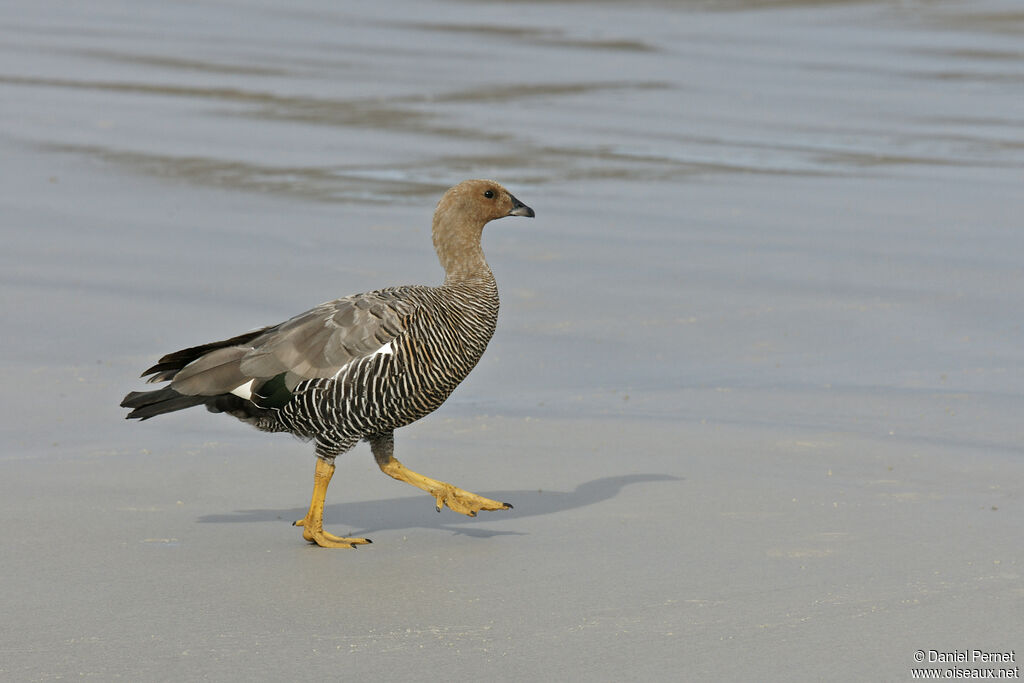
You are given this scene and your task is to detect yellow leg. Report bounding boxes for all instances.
[370,434,512,517]
[293,458,371,548]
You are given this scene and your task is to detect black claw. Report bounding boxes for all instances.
[503,502,514,509]
[436,505,442,513]
[365,538,373,544]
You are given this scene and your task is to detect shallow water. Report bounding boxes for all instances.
[2,0,1022,679]
[4,0,1022,449]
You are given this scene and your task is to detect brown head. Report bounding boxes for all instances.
[432,179,534,281]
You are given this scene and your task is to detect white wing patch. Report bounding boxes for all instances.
[370,341,395,357]
[330,341,394,380]
[230,342,395,394]
[230,379,256,400]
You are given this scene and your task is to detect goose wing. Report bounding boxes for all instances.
[169,290,417,400]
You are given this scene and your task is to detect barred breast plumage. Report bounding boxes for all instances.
[121,179,535,548]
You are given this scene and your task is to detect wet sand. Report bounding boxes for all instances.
[2,0,1022,680]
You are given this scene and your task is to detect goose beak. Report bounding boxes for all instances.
[508,194,535,218]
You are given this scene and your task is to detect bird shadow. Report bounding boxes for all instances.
[197,473,681,539]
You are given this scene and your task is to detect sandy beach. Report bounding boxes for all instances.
[2,0,1022,680]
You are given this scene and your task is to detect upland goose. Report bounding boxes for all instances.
[121,179,534,547]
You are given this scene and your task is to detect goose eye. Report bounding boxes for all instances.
[483,189,494,199]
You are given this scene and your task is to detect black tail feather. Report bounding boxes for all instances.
[120,387,207,420]
[124,327,274,420]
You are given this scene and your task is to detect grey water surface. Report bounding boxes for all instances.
[2,1,1022,680]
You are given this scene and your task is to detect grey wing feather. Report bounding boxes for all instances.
[249,292,416,390]
[170,346,250,395]
[171,291,416,397]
